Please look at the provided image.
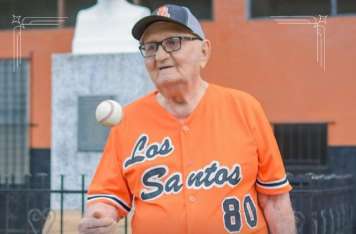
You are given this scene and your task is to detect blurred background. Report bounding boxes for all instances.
[0,0,355,233]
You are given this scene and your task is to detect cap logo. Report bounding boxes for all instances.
[156,6,170,17]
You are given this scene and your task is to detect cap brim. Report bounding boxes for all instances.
[132,15,194,41]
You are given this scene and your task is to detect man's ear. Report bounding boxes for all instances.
[200,39,211,69]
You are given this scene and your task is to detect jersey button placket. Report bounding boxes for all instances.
[180,122,194,234]
[182,125,193,167]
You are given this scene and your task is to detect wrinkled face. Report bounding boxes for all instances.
[140,22,210,93]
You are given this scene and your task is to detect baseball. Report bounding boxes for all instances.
[95,100,123,127]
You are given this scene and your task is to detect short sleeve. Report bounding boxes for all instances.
[87,127,133,218]
[248,98,292,195]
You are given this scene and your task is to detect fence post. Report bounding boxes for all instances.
[60,175,64,234]
[5,176,8,234]
[125,217,128,234]
[81,174,85,217]
[11,175,15,186]
[25,175,31,234]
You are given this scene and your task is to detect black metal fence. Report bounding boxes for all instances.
[290,173,354,234]
[0,174,128,234]
[0,173,354,234]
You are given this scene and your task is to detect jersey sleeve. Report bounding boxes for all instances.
[248,97,292,195]
[87,126,133,218]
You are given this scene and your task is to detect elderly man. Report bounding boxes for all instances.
[79,4,296,234]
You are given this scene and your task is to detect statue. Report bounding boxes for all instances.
[72,0,150,54]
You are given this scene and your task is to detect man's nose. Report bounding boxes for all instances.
[155,45,170,61]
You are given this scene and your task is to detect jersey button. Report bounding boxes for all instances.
[182,125,190,132]
[188,195,196,203]
[186,160,194,167]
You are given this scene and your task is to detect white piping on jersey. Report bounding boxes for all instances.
[87,194,131,213]
[256,175,289,189]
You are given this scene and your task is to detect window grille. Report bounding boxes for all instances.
[273,123,328,166]
[0,59,30,184]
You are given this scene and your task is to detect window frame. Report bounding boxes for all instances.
[246,0,356,20]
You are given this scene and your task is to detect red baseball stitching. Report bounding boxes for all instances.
[99,100,114,124]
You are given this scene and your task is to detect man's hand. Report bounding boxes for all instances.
[78,202,119,234]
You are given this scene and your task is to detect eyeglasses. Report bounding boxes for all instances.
[139,36,202,58]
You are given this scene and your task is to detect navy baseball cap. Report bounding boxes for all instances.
[132,4,205,41]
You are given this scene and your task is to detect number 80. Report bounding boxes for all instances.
[222,195,257,232]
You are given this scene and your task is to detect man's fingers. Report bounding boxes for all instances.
[89,218,114,228]
[79,217,114,230]
[79,221,117,234]
[78,205,118,234]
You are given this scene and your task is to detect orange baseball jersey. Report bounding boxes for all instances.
[87,83,292,234]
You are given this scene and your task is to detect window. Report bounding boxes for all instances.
[0,59,30,184]
[66,0,213,27]
[63,0,97,26]
[0,0,212,29]
[338,0,356,14]
[77,96,112,152]
[249,0,356,18]
[273,123,328,166]
[0,0,58,29]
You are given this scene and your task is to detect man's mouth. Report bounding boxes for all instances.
[159,66,174,70]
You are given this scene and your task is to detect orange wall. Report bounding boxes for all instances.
[0,0,355,147]
[202,0,356,146]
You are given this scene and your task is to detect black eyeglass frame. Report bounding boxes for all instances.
[139,36,202,58]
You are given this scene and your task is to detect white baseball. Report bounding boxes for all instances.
[95,100,123,127]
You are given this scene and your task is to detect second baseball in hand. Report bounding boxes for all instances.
[95,100,123,127]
